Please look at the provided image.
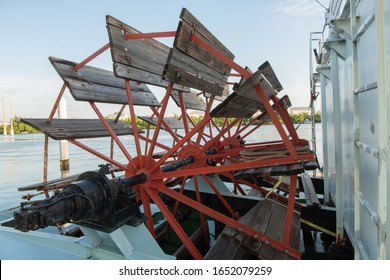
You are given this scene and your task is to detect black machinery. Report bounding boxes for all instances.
[13,170,147,233]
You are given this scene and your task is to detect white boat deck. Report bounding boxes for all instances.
[0,209,81,260]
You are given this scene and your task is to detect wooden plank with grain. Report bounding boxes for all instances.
[204,236,229,260]
[65,78,160,106]
[211,92,264,118]
[49,56,160,106]
[204,84,230,102]
[234,70,278,102]
[163,63,225,95]
[170,90,206,111]
[22,118,142,140]
[106,15,188,92]
[258,61,283,92]
[180,8,234,59]
[301,173,321,208]
[138,116,193,130]
[174,21,231,76]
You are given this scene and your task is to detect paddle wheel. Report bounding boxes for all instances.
[16,8,320,260]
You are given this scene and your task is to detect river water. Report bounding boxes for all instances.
[0,124,322,211]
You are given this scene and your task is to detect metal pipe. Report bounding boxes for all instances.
[73,43,109,71]
[160,156,194,172]
[122,173,147,186]
[48,83,66,123]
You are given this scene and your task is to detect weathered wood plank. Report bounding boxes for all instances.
[138,116,193,130]
[165,48,227,85]
[241,199,273,256]
[170,90,206,111]
[219,240,241,259]
[174,21,231,77]
[49,57,160,106]
[258,61,283,92]
[233,67,253,92]
[211,106,254,118]
[65,78,160,106]
[204,84,230,102]
[50,56,124,88]
[234,70,278,102]
[106,15,189,92]
[22,118,142,140]
[257,201,300,260]
[114,62,174,90]
[258,202,285,260]
[107,21,169,74]
[180,8,234,60]
[301,173,321,208]
[164,63,225,95]
[206,199,300,260]
[162,8,234,95]
[204,235,229,259]
[211,92,264,118]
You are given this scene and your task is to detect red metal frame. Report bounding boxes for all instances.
[156,183,302,259]
[89,101,136,168]
[201,175,238,219]
[193,176,208,244]
[145,83,173,168]
[42,27,316,260]
[146,186,203,260]
[73,43,110,71]
[48,83,67,123]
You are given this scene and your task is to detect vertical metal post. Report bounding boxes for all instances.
[58,97,70,177]
[309,34,318,158]
[2,96,6,136]
[320,74,330,205]
[330,48,344,242]
[43,135,49,198]
[9,96,14,137]
[376,0,387,259]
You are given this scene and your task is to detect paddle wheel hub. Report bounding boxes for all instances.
[177,145,208,169]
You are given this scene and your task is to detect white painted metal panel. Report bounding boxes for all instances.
[320,0,389,259]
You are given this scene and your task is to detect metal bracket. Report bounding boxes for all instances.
[357,192,380,227]
[330,17,352,40]
[324,39,347,60]
[317,64,331,81]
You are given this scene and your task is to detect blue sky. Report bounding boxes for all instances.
[0,0,329,119]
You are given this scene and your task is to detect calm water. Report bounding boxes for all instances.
[0,124,322,211]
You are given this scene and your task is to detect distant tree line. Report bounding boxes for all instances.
[3,112,321,135]
[0,116,39,134]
